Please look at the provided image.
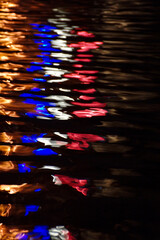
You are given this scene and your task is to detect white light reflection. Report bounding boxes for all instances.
[51,52,73,60]
[51,175,62,185]
[37,116,52,120]
[45,95,73,101]
[59,88,71,92]
[54,132,68,139]
[48,78,68,83]
[37,137,67,147]
[49,226,72,240]
[48,108,71,120]
[40,165,61,170]
[51,39,67,47]
[43,67,68,77]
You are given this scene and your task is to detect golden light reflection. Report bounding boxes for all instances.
[0,97,12,104]
[0,63,23,71]
[0,183,42,194]
[0,97,20,119]
[0,146,12,156]
[0,145,18,156]
[0,94,36,119]
[0,204,12,217]
[0,73,20,81]
[1,2,18,8]
[0,132,12,143]
[0,224,28,240]
[0,12,26,20]
[0,55,8,61]
[0,184,28,194]
[0,161,15,171]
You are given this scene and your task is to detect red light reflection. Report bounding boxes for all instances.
[74,58,91,62]
[66,141,89,151]
[68,41,103,52]
[73,108,107,118]
[68,132,104,142]
[64,73,97,84]
[66,132,105,151]
[54,175,88,196]
[73,88,96,94]
[71,28,95,38]
[77,31,95,38]
[75,70,98,74]
[73,64,83,68]
[77,54,93,57]
[68,232,76,240]
[72,101,107,108]
[79,95,95,100]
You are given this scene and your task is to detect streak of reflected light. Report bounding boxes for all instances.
[0,132,13,143]
[37,138,67,147]
[25,205,39,216]
[0,204,12,217]
[52,174,88,196]
[18,163,36,173]
[0,183,42,194]
[49,226,76,240]
[0,183,27,194]
[33,148,58,156]
[71,101,107,108]
[0,224,28,240]
[40,165,61,170]
[73,64,83,68]
[73,108,108,118]
[0,161,15,171]
[73,88,96,94]
[68,41,103,52]
[79,95,95,100]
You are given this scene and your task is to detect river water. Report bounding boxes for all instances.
[0,0,160,239]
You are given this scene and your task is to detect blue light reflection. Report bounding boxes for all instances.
[26,66,43,72]
[35,33,59,38]
[25,205,39,216]
[33,78,46,82]
[33,148,58,156]
[23,99,56,107]
[30,88,42,92]
[16,225,50,240]
[35,188,42,192]
[20,93,45,98]
[21,134,46,143]
[18,164,31,173]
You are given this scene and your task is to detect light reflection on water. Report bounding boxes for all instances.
[0,0,159,239]
[0,224,75,240]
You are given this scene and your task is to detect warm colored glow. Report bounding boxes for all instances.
[0,183,27,194]
[0,161,15,171]
[0,224,28,240]
[0,183,42,194]
[0,204,12,217]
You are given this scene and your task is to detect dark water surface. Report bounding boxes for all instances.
[0,0,160,239]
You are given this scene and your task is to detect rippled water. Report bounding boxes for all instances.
[0,0,160,239]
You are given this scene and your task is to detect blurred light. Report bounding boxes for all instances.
[73,108,108,118]
[25,205,39,216]
[18,164,31,173]
[33,148,58,156]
